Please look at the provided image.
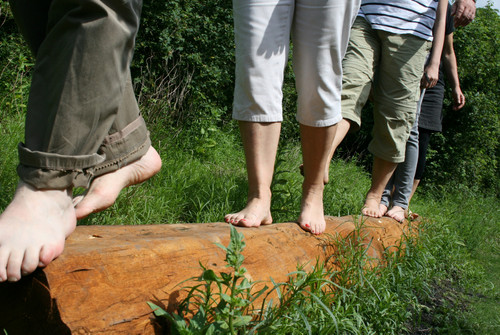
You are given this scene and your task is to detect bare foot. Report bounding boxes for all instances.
[386,205,407,223]
[224,197,272,227]
[298,184,325,235]
[362,193,382,218]
[75,146,162,219]
[379,203,389,216]
[0,182,76,282]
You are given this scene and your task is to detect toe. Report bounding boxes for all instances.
[6,250,24,282]
[21,247,40,276]
[300,222,312,232]
[233,213,247,226]
[39,243,63,267]
[0,249,9,282]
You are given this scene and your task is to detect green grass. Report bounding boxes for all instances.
[0,98,498,334]
[411,191,500,334]
[0,112,499,333]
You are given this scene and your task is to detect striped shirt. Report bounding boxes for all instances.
[359,0,440,41]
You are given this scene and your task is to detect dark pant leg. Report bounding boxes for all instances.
[414,128,432,180]
[11,0,149,189]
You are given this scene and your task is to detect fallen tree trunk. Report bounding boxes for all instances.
[0,216,414,334]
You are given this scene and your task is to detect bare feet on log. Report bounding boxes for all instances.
[379,203,389,216]
[75,146,162,219]
[224,196,273,227]
[386,205,407,223]
[362,192,382,218]
[0,182,76,282]
[298,184,326,235]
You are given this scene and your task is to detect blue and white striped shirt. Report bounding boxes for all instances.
[359,0,440,41]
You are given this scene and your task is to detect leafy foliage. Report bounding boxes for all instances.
[0,3,32,118]
[149,225,268,334]
[426,5,500,195]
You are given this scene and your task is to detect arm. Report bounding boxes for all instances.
[451,0,476,27]
[441,32,465,110]
[421,0,448,89]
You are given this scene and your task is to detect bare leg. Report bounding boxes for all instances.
[324,119,351,184]
[224,121,280,227]
[362,156,397,218]
[298,124,336,235]
[75,146,162,219]
[0,182,76,282]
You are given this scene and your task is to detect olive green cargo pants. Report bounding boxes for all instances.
[9,0,150,189]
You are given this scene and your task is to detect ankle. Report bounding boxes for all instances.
[247,189,272,201]
[302,184,324,200]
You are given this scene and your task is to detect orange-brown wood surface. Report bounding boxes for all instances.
[0,216,412,334]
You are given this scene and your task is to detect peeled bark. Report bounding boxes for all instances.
[0,216,413,334]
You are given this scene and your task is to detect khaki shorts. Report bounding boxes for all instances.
[341,17,431,163]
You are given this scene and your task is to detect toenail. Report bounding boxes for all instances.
[305,224,310,228]
[8,277,19,282]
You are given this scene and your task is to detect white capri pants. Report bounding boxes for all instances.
[232,0,360,127]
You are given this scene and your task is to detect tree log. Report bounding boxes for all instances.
[0,216,413,334]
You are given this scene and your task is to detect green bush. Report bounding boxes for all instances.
[0,3,32,118]
[135,1,300,141]
[426,6,500,195]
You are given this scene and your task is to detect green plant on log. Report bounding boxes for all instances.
[148,225,269,334]
[149,225,351,334]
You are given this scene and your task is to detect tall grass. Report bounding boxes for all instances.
[150,197,498,334]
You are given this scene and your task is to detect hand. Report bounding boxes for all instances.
[420,65,439,89]
[452,88,466,110]
[451,0,476,27]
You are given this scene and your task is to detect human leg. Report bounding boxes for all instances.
[385,90,425,221]
[224,122,279,227]
[1,0,158,281]
[298,124,336,234]
[323,119,351,183]
[368,32,430,164]
[363,157,397,217]
[74,73,162,219]
[408,127,432,203]
[366,32,430,218]
[291,0,359,233]
[323,17,379,183]
[227,0,293,226]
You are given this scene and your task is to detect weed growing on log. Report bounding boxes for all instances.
[148,225,268,334]
[148,225,345,334]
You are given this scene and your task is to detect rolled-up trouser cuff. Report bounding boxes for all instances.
[18,116,150,189]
